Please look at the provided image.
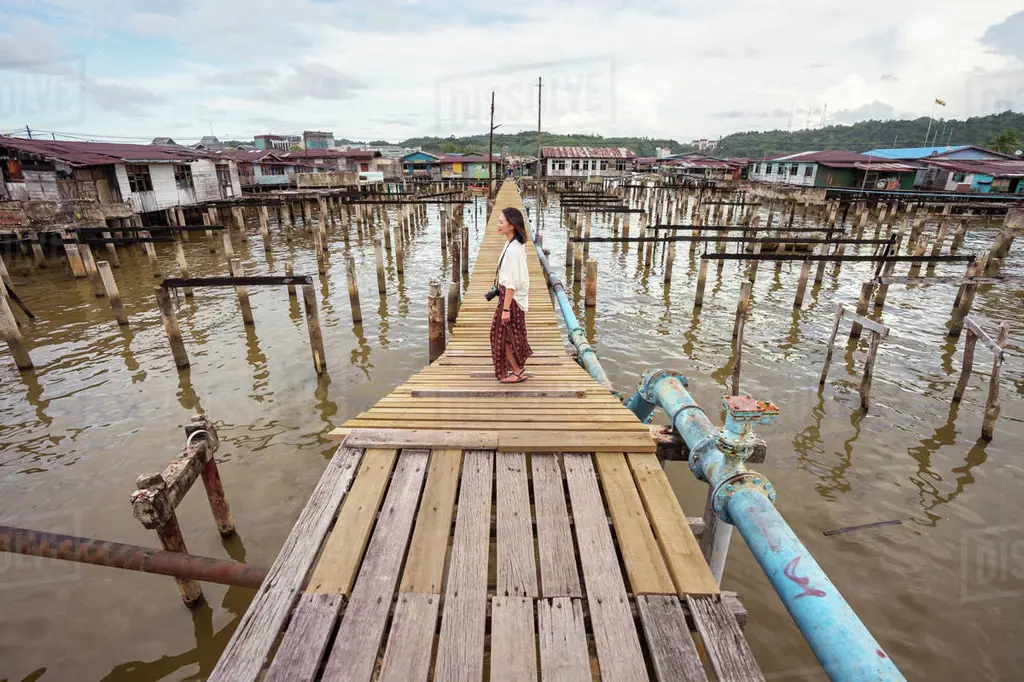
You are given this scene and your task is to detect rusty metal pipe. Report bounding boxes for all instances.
[0,525,267,589]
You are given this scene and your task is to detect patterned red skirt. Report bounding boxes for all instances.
[490,286,533,379]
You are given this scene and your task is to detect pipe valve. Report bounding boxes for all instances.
[719,394,778,459]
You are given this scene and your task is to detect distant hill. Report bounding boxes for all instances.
[368,110,1024,159]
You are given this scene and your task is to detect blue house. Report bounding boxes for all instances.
[401,151,441,176]
[864,145,1012,161]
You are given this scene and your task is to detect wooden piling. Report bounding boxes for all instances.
[664,241,675,284]
[859,331,883,410]
[428,279,446,363]
[849,282,873,339]
[259,205,271,244]
[374,235,386,296]
[155,287,189,369]
[732,280,753,342]
[229,259,254,326]
[80,244,106,297]
[62,231,87,277]
[793,257,812,309]
[982,321,1009,440]
[174,242,194,297]
[301,284,327,375]
[0,292,32,369]
[101,231,120,267]
[585,259,598,307]
[233,207,248,243]
[285,260,297,297]
[30,239,46,268]
[949,261,983,338]
[345,255,362,324]
[97,261,128,326]
[953,328,977,404]
[461,222,469,276]
[221,229,235,263]
[873,260,897,309]
[203,211,217,252]
[819,303,844,386]
[694,258,709,310]
[447,281,460,323]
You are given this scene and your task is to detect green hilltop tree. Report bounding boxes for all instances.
[986,128,1022,155]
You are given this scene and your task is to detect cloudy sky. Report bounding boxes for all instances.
[0,1,1022,144]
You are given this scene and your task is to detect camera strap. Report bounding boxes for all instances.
[493,240,512,287]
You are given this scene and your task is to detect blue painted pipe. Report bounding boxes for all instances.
[533,237,616,394]
[626,369,905,682]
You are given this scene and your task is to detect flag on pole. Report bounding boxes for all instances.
[935,98,947,106]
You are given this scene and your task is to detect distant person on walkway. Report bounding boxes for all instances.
[490,207,532,383]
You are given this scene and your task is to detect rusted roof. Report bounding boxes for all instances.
[921,158,1024,177]
[0,136,211,165]
[541,146,637,159]
[437,154,500,164]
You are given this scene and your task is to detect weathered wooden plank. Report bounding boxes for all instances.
[400,448,462,593]
[562,453,647,681]
[378,592,441,682]
[208,447,363,682]
[594,452,675,594]
[411,388,588,398]
[531,454,582,598]
[490,596,538,682]
[537,598,591,682]
[627,453,720,596]
[322,449,429,682]
[307,448,398,595]
[688,595,765,681]
[500,431,656,453]
[263,593,345,682]
[636,595,709,682]
[434,450,494,682]
[840,308,889,337]
[342,429,499,450]
[497,451,539,597]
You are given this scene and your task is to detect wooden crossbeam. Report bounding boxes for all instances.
[161,275,314,288]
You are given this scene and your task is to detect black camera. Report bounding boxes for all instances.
[484,285,500,302]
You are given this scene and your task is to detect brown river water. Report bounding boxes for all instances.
[1,190,1022,681]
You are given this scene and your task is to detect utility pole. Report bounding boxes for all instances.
[536,77,543,181]
[25,126,32,140]
[488,91,495,200]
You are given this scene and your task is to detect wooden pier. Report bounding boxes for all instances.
[209,182,764,682]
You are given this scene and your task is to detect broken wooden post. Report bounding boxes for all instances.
[101,231,120,267]
[259,205,271,245]
[952,325,977,405]
[229,259,254,326]
[849,281,873,340]
[819,303,845,386]
[345,255,362,324]
[203,210,217,252]
[428,279,446,362]
[873,260,897,309]
[664,240,675,284]
[221,229,235,264]
[0,291,32,370]
[301,284,327,375]
[793,257,812,309]
[154,287,189,369]
[731,283,752,396]
[585,259,598,308]
[61,231,87,277]
[97,261,128,325]
[859,330,884,410]
[80,243,106,297]
[447,281,460,323]
[374,235,387,296]
[285,260,297,297]
[732,279,753,342]
[313,229,326,276]
[982,320,1009,440]
[451,231,461,288]
[232,206,248,243]
[949,260,983,338]
[461,222,470,276]
[693,258,709,310]
[174,242,193,297]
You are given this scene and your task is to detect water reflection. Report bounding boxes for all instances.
[350,323,372,379]
[176,368,204,414]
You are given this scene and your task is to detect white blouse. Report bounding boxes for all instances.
[497,238,530,312]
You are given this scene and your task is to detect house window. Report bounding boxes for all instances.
[571,159,580,171]
[804,166,813,177]
[790,164,799,175]
[616,161,626,171]
[952,172,966,182]
[555,159,566,171]
[2,159,24,182]
[125,164,153,192]
[216,164,232,187]
[600,160,607,171]
[765,165,772,175]
[753,163,761,174]
[581,160,590,171]
[174,164,194,190]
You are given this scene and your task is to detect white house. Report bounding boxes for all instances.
[541,146,636,178]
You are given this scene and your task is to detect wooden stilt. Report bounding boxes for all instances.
[848,282,873,339]
[374,235,386,296]
[793,257,811,309]
[97,261,128,325]
[428,279,446,363]
[346,255,362,324]
[301,284,327,375]
[102,231,120,267]
[285,260,297,297]
[585,259,597,307]
[229,259,255,326]
[982,321,1009,440]
[819,303,844,386]
[664,241,675,284]
[31,238,46,268]
[731,284,751,396]
[80,244,106,297]
[155,287,189,368]
[858,331,883,410]
[694,258,708,310]
[141,231,161,277]
[447,281,460,323]
[732,280,752,343]
[0,292,33,369]
[259,205,271,245]
[62,231,87,277]
[203,211,216,252]
[174,242,194,297]
[221,229,235,264]
[952,328,977,404]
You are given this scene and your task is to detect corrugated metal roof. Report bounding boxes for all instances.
[922,158,1024,177]
[0,137,212,165]
[541,146,637,159]
[864,146,968,159]
[437,154,500,164]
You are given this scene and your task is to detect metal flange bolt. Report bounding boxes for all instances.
[712,472,776,524]
[718,394,778,460]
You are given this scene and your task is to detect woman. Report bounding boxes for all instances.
[490,207,533,383]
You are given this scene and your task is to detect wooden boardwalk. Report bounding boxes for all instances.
[209,182,764,682]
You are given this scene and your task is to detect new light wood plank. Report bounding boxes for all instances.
[537,598,591,682]
[688,595,765,681]
[500,431,656,453]
[322,449,429,682]
[378,592,440,682]
[594,452,676,594]
[400,449,462,593]
[208,447,364,682]
[531,454,581,598]
[496,451,538,597]
[562,453,647,681]
[343,429,499,450]
[490,596,538,682]
[637,595,709,682]
[307,448,398,595]
[627,453,719,596]
[410,389,588,398]
[264,593,345,682]
[434,450,493,682]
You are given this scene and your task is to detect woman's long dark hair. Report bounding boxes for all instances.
[501,207,528,244]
